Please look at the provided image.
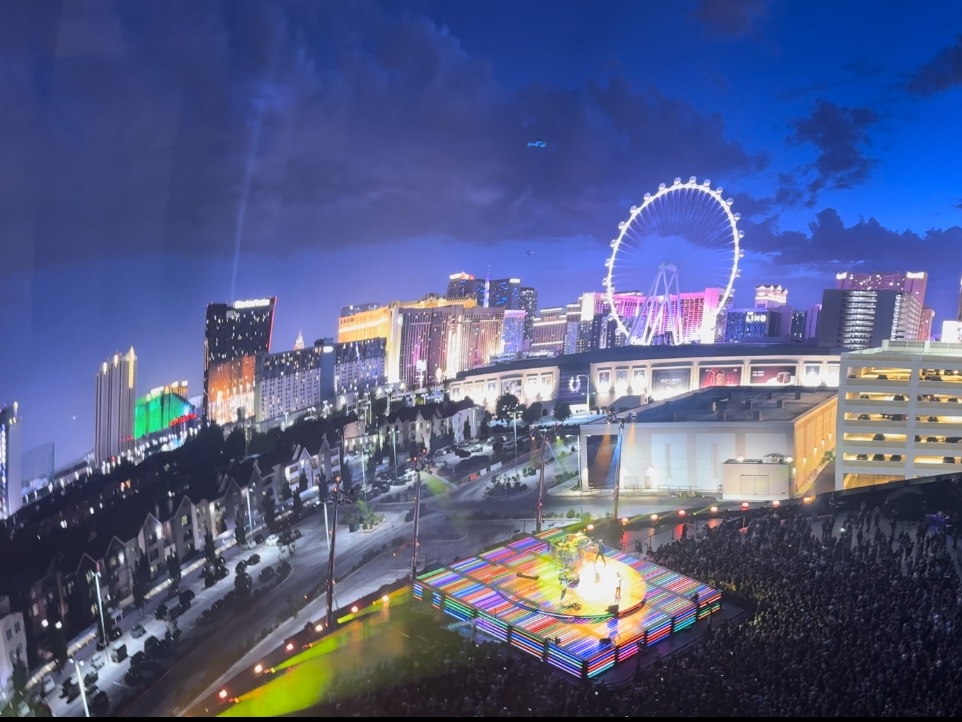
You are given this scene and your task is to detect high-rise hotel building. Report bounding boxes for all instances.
[204,298,276,418]
[835,271,928,341]
[0,403,22,519]
[817,289,922,351]
[95,347,137,465]
[255,342,335,423]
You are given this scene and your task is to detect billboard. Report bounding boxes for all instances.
[698,365,742,388]
[631,368,648,395]
[208,356,257,426]
[558,368,592,404]
[651,368,691,399]
[749,365,797,386]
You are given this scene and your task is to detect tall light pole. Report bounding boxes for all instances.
[70,658,90,717]
[410,449,426,580]
[245,484,255,546]
[89,569,106,649]
[613,419,625,522]
[325,486,352,629]
[391,426,399,481]
[535,427,554,534]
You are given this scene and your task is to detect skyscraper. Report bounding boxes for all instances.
[0,403,22,519]
[835,271,928,340]
[816,289,921,350]
[445,272,485,302]
[95,347,137,465]
[204,298,276,417]
[754,284,788,308]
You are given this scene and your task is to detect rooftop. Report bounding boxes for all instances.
[586,386,837,426]
[847,340,962,360]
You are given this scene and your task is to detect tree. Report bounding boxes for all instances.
[10,650,27,704]
[298,471,309,495]
[339,461,353,491]
[554,401,572,422]
[224,429,247,463]
[261,492,276,529]
[522,401,543,425]
[132,550,150,609]
[166,550,182,589]
[495,393,521,422]
[463,417,472,442]
[235,513,248,546]
[48,620,68,673]
[480,410,492,439]
[292,487,304,516]
[204,528,217,565]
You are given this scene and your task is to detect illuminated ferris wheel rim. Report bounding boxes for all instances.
[603,176,743,343]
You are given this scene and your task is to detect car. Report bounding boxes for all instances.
[179,589,195,607]
[61,678,80,702]
[277,560,292,578]
[144,636,161,655]
[39,675,56,698]
[90,689,109,716]
[258,566,275,583]
[89,652,105,671]
[83,669,99,689]
[110,644,128,663]
[155,604,169,621]
[235,561,247,575]
[125,668,146,686]
[130,624,147,639]
[130,650,147,667]
[891,454,903,462]
[199,609,216,626]
[215,565,230,580]
[293,529,303,540]
[109,626,123,641]
[246,553,260,566]
[265,534,279,546]
[254,533,265,544]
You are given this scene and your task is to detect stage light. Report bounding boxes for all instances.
[678,510,686,517]
[710,506,718,513]
[586,524,594,531]
[286,642,294,652]
[382,595,390,603]
[803,495,814,504]
[351,605,359,613]
[740,502,749,510]
[620,517,629,525]
[772,500,780,507]
[314,623,323,632]
[651,514,658,521]
[254,663,263,674]
[218,689,228,700]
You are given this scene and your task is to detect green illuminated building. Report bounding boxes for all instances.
[134,383,194,440]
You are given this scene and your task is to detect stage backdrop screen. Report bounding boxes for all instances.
[585,433,618,489]
[558,368,592,404]
[749,365,797,386]
[699,366,742,388]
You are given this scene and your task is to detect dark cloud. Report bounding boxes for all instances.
[907,34,962,95]
[692,0,769,39]
[744,208,962,274]
[789,101,878,198]
[0,0,762,281]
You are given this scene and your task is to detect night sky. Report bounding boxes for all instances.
[3,0,962,464]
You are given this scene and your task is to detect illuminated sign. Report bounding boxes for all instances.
[699,366,742,388]
[233,298,272,310]
[749,365,796,386]
[744,311,768,324]
[906,272,926,279]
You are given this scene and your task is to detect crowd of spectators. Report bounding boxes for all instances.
[309,503,962,717]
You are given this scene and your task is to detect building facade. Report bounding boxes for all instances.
[817,289,922,351]
[0,597,26,691]
[835,270,928,340]
[0,404,22,519]
[334,338,387,395]
[835,340,962,491]
[94,348,137,466]
[204,298,276,417]
[207,356,258,426]
[530,307,568,356]
[255,345,331,423]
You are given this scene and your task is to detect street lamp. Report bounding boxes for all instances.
[411,448,427,580]
[69,658,90,717]
[244,484,255,547]
[534,425,558,534]
[88,569,107,649]
[613,418,626,522]
[390,426,400,481]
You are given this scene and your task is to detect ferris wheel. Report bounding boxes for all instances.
[603,177,743,345]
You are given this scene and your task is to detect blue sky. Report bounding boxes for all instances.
[3,0,962,464]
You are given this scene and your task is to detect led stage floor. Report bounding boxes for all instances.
[414,528,722,680]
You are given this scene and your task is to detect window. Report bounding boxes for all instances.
[14,622,20,634]
[5,629,11,641]
[149,549,160,561]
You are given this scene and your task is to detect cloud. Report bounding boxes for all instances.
[0,0,763,282]
[692,0,769,39]
[907,34,962,95]
[788,101,879,198]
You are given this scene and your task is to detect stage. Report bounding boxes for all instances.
[414,528,722,679]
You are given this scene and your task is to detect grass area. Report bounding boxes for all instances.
[219,589,412,718]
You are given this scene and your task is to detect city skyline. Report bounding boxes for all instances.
[3,0,962,464]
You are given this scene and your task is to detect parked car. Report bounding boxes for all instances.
[83,669,99,689]
[278,560,292,578]
[154,604,169,621]
[130,624,147,639]
[254,533,265,544]
[180,589,195,606]
[40,675,55,698]
[130,650,147,667]
[246,553,260,566]
[214,565,230,580]
[265,534,279,546]
[125,668,146,686]
[235,561,247,575]
[61,678,80,702]
[110,644,128,663]
[89,652,105,671]
[144,636,161,655]
[90,689,109,716]
[258,566,275,583]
